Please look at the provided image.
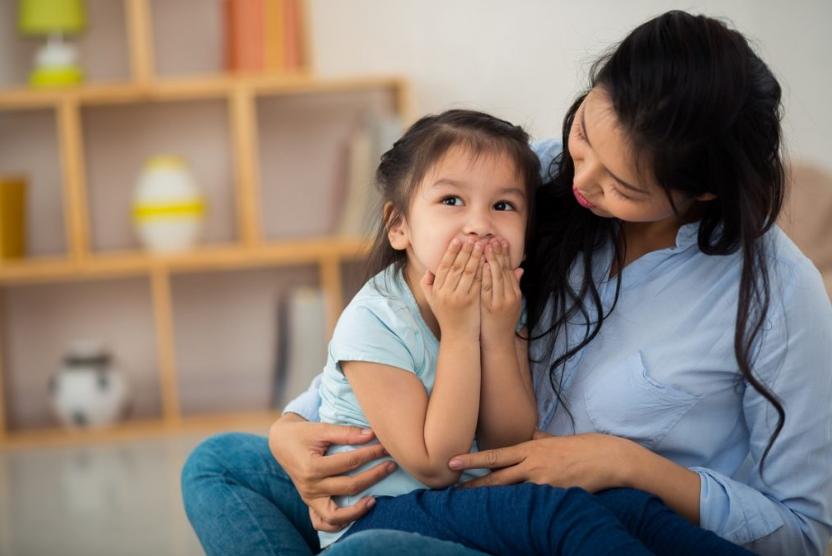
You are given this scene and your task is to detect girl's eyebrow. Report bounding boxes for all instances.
[580,109,649,195]
[432,179,526,199]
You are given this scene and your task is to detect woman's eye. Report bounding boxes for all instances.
[441,196,462,206]
[572,121,585,142]
[609,185,631,201]
[494,201,516,211]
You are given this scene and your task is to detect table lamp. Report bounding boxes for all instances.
[18,0,87,87]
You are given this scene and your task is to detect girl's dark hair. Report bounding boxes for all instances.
[524,11,786,471]
[365,109,541,279]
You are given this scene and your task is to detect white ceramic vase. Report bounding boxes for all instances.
[133,156,206,253]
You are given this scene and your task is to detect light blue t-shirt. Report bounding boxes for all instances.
[288,139,832,556]
[317,265,487,547]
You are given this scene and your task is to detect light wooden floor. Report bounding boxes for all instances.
[0,430,239,556]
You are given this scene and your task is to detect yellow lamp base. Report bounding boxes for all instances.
[29,66,83,88]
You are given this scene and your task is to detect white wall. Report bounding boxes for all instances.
[310,0,832,174]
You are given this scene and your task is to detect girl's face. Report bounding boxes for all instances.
[388,145,528,280]
[568,88,713,222]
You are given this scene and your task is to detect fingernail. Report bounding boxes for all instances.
[451,238,460,246]
[448,458,462,470]
[386,462,398,473]
[359,428,373,436]
[366,497,376,509]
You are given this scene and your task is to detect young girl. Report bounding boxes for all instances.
[315,109,753,556]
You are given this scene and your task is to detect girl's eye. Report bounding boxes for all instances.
[493,201,516,211]
[441,196,462,206]
[609,185,632,201]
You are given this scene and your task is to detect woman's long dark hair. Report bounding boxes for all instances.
[524,11,786,471]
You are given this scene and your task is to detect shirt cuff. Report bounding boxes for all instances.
[282,374,322,422]
[694,467,784,546]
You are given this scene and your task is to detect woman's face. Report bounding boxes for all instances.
[568,88,708,223]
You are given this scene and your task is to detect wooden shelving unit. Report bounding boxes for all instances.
[0,0,411,449]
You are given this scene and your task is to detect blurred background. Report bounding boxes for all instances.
[0,0,830,554]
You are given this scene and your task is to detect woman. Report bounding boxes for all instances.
[182,11,832,556]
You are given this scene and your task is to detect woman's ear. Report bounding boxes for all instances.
[384,202,409,250]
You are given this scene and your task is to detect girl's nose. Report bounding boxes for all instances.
[463,213,494,241]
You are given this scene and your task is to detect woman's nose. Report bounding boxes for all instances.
[573,154,604,192]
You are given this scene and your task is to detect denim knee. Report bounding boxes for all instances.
[332,530,484,556]
[182,432,243,482]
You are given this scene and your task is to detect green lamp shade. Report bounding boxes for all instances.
[19,0,87,35]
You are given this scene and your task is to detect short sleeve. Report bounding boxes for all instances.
[329,302,423,376]
[531,138,563,182]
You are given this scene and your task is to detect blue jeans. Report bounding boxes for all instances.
[181,432,480,556]
[345,485,754,556]
[182,432,753,556]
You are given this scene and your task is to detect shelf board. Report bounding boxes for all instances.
[0,74,406,110]
[0,410,282,450]
[0,237,369,284]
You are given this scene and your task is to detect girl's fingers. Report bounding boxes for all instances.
[475,252,485,290]
[444,239,475,291]
[419,269,435,299]
[456,241,483,293]
[433,238,463,290]
[498,241,522,297]
[481,261,493,305]
[487,243,505,300]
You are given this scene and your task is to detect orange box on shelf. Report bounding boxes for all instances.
[0,175,26,260]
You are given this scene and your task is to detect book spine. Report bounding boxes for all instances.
[226,0,265,73]
[223,0,238,72]
[265,0,285,73]
[283,0,299,71]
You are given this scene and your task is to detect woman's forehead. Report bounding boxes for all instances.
[583,89,657,191]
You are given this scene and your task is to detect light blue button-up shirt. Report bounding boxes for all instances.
[285,139,832,556]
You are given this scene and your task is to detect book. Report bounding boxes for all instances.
[224,0,265,73]
[264,0,285,72]
[335,112,403,237]
[223,0,306,73]
[273,287,328,409]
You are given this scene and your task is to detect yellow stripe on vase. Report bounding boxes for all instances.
[133,201,206,222]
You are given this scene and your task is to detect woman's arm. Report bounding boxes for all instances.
[447,431,701,522]
[477,241,536,450]
[268,413,396,532]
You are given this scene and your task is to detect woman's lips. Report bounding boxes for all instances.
[573,187,596,209]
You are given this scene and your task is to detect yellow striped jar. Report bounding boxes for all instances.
[133,156,205,253]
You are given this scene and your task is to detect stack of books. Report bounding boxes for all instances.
[223,0,308,74]
[331,111,403,238]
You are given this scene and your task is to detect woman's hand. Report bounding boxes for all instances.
[449,430,702,523]
[420,238,484,340]
[269,413,397,532]
[480,238,524,348]
[449,430,632,493]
